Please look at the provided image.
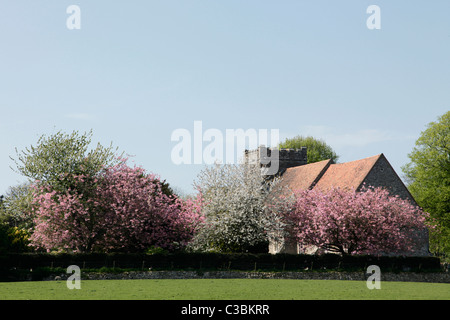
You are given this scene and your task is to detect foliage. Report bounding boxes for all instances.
[279,135,339,163]
[402,111,450,257]
[29,159,203,253]
[6,130,185,254]
[0,182,35,229]
[10,129,121,193]
[0,224,30,253]
[271,187,430,255]
[189,162,280,253]
[145,246,169,255]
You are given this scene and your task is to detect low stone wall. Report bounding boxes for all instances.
[50,270,450,283]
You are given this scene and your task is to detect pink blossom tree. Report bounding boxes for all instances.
[272,187,430,255]
[29,159,203,253]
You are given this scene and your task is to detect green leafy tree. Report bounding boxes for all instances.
[10,130,122,193]
[279,136,339,164]
[7,130,123,242]
[0,182,34,229]
[402,111,450,257]
[0,223,31,253]
[0,196,5,218]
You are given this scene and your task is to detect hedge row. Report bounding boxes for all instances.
[0,252,442,273]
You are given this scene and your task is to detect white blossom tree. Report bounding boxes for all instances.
[189,162,281,253]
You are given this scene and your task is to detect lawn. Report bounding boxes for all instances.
[0,279,449,300]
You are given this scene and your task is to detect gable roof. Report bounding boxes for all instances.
[278,154,383,193]
[278,159,332,192]
[314,154,382,192]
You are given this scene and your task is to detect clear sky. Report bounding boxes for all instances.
[0,0,449,196]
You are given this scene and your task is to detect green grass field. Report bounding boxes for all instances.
[0,279,449,300]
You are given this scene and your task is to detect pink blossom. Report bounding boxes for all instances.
[271,187,430,255]
[29,159,203,253]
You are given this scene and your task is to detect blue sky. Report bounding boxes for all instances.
[0,0,449,196]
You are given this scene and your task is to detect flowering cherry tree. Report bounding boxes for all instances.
[29,159,203,253]
[272,187,430,255]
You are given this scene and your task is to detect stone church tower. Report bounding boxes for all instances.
[244,146,307,176]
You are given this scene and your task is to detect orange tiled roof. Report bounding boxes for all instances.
[314,154,382,192]
[278,159,332,192]
[279,154,382,193]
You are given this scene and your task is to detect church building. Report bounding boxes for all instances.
[245,146,430,256]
